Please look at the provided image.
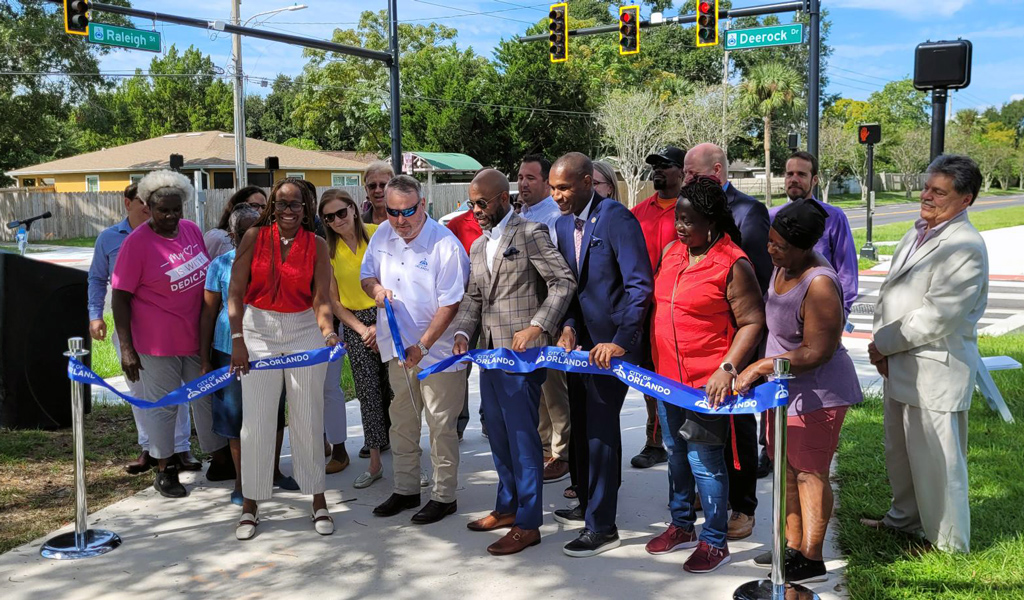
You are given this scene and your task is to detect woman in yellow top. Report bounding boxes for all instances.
[319,190,393,488]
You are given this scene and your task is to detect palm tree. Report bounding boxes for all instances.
[739,64,804,207]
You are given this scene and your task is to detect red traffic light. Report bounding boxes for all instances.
[621,12,632,23]
[700,1,711,13]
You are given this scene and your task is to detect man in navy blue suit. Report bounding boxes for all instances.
[548,152,653,557]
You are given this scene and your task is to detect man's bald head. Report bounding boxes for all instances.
[550,152,595,216]
[683,143,729,186]
[469,168,511,231]
[470,168,510,197]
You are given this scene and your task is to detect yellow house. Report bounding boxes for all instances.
[5,131,373,193]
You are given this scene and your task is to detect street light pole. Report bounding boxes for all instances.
[231,0,246,188]
[231,3,308,188]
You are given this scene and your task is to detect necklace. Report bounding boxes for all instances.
[280,234,296,246]
[689,233,721,265]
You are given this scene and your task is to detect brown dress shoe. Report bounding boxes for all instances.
[176,451,203,471]
[543,458,569,483]
[726,511,755,540]
[467,511,515,532]
[125,450,156,474]
[487,526,540,556]
[859,517,894,531]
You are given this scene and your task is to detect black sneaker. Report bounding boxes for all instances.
[754,546,800,567]
[553,504,585,526]
[756,451,773,479]
[630,445,669,469]
[786,552,828,584]
[154,466,187,498]
[563,528,620,557]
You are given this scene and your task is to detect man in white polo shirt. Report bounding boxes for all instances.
[361,174,470,525]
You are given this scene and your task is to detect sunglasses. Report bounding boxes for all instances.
[323,207,350,223]
[274,201,304,212]
[385,203,419,218]
[366,182,387,190]
[468,190,504,211]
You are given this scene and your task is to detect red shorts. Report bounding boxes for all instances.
[767,406,848,474]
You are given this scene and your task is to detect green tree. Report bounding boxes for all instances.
[245,75,302,143]
[739,63,803,206]
[0,0,131,185]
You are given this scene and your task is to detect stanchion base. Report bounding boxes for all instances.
[40,529,121,560]
[734,579,820,600]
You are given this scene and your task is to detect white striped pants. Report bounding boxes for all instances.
[240,307,327,501]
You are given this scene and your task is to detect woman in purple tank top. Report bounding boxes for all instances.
[735,198,863,585]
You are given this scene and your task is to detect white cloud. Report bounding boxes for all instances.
[1011,94,1024,102]
[829,0,968,19]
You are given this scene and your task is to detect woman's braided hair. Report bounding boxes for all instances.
[679,176,742,246]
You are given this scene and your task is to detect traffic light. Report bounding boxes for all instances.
[619,5,640,56]
[696,0,718,47]
[63,0,89,36]
[549,3,567,63]
[858,123,881,145]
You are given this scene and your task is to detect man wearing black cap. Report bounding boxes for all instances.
[627,146,685,469]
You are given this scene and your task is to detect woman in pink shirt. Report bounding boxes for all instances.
[112,170,229,499]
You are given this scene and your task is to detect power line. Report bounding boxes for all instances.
[412,0,537,26]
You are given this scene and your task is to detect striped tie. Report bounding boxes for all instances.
[574,217,585,268]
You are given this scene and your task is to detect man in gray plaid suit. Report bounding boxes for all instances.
[452,168,576,556]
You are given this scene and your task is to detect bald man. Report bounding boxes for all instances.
[682,143,772,540]
[550,152,653,557]
[451,169,576,555]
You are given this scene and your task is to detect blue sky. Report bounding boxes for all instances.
[95,0,1024,111]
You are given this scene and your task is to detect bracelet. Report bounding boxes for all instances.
[325,332,339,341]
[231,333,244,340]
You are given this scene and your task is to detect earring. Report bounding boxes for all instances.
[707,229,712,244]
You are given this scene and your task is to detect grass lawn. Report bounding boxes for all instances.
[0,403,162,554]
[854,205,1024,269]
[834,333,1024,599]
[830,188,1021,210]
[92,316,357,396]
[45,236,97,247]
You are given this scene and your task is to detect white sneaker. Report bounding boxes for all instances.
[420,470,431,488]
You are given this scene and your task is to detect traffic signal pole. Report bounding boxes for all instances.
[49,0,404,174]
[519,0,819,161]
[930,89,948,161]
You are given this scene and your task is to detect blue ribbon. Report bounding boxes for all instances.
[67,345,347,410]
[418,346,788,415]
[383,298,407,363]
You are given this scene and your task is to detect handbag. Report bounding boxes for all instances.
[678,409,730,446]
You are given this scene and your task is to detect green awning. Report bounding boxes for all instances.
[411,152,483,172]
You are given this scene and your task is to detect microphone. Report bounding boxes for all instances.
[7,211,52,230]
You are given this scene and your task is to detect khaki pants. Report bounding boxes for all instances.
[538,369,571,460]
[882,397,970,553]
[388,359,467,503]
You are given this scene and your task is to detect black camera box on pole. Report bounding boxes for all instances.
[914,40,972,90]
[0,253,91,429]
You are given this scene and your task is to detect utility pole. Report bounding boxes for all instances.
[388,0,402,174]
[722,18,730,157]
[231,0,247,188]
[807,0,820,158]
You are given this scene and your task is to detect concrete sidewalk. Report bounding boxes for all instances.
[867,225,1024,278]
[0,371,848,600]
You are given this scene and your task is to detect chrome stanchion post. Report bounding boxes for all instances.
[41,337,122,560]
[734,358,819,600]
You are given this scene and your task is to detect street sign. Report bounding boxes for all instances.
[87,23,161,53]
[858,123,881,145]
[724,23,804,51]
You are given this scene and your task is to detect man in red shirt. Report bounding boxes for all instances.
[628,145,686,469]
[447,207,482,255]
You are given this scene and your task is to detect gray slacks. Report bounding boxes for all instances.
[136,354,226,460]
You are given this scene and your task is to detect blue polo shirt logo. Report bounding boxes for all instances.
[416,258,429,271]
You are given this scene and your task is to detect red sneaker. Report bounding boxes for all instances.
[645,524,698,555]
[683,541,731,573]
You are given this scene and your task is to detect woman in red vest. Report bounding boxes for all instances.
[227,178,340,540]
[646,177,765,573]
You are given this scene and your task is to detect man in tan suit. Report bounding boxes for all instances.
[865,154,988,553]
[452,169,576,555]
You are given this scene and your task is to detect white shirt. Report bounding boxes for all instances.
[518,195,561,248]
[483,208,514,273]
[360,218,470,369]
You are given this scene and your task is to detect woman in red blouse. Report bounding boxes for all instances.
[645,177,765,573]
[227,178,339,540]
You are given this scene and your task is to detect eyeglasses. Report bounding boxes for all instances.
[468,190,504,211]
[247,202,266,210]
[323,207,350,223]
[366,182,387,190]
[385,203,419,218]
[274,201,304,212]
[594,179,612,187]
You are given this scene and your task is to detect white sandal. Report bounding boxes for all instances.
[312,508,334,535]
[236,510,259,541]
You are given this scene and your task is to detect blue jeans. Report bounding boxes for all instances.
[658,400,729,549]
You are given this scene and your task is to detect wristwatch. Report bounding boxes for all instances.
[416,341,429,355]
[720,361,736,376]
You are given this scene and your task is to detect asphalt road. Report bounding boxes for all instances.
[843,193,1024,229]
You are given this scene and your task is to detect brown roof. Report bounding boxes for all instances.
[319,151,381,165]
[6,131,368,176]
